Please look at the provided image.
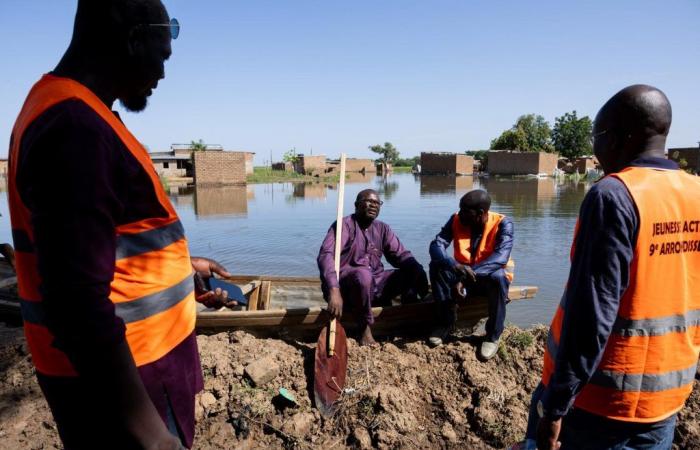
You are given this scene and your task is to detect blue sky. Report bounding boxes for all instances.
[1,1,698,165]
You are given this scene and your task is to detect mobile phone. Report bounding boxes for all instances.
[208,278,248,305]
[194,273,248,305]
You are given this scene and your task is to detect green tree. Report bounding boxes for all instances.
[490,114,554,153]
[552,111,593,159]
[282,148,300,163]
[394,156,420,167]
[190,139,207,151]
[369,142,400,166]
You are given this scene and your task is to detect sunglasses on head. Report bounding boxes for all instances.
[135,17,180,40]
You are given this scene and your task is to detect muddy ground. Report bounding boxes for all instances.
[0,323,698,449]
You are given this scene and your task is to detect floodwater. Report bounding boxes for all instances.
[170,173,590,328]
[0,173,589,327]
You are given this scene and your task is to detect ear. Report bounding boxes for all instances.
[126,27,146,57]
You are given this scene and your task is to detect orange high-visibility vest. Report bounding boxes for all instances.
[452,211,514,282]
[542,166,700,423]
[9,74,196,376]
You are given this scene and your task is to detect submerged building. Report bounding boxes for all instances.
[420,152,474,175]
[149,144,255,185]
[487,151,558,176]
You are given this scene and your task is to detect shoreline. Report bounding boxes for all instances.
[1,323,698,449]
[245,166,413,184]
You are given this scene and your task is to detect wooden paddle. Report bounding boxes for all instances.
[314,153,349,417]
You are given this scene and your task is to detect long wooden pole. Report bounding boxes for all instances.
[329,153,346,356]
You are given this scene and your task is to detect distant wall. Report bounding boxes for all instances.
[345,158,376,173]
[0,160,8,177]
[668,147,700,172]
[574,157,596,174]
[244,153,254,175]
[295,155,327,175]
[487,151,558,175]
[421,153,474,175]
[272,161,294,171]
[193,151,247,185]
[153,161,187,177]
[376,163,393,175]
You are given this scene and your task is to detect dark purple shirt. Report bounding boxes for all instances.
[317,214,419,294]
[15,97,202,446]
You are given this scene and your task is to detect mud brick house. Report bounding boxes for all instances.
[420,152,474,175]
[668,146,700,173]
[487,151,558,176]
[344,158,376,173]
[150,144,254,180]
[272,161,294,171]
[293,155,327,175]
[193,150,248,185]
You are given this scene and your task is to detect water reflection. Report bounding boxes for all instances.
[420,175,474,195]
[194,185,249,217]
[168,186,194,207]
[480,178,558,218]
[346,172,373,184]
[377,179,399,200]
[292,182,329,200]
[144,174,593,328]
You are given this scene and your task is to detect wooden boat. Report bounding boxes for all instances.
[197,275,537,339]
[0,266,538,340]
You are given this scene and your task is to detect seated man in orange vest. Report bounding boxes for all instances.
[428,189,514,359]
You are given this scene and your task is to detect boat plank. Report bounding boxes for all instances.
[259,280,272,310]
[197,285,538,338]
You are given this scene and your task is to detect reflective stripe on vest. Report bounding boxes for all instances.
[451,211,514,282]
[9,74,196,376]
[541,166,700,423]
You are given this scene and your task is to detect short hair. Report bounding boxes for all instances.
[601,85,672,138]
[459,189,491,211]
[72,0,167,45]
[356,189,378,203]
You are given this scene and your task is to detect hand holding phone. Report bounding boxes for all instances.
[194,273,247,308]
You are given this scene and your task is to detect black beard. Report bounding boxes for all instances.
[119,95,148,112]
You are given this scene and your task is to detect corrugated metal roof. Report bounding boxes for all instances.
[150,154,192,161]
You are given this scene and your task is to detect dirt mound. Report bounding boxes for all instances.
[192,327,700,449]
[0,324,698,449]
[0,326,61,449]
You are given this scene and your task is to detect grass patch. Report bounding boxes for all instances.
[498,328,535,361]
[392,166,413,173]
[247,167,339,184]
[508,330,534,350]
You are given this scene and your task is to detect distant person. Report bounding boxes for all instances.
[0,242,15,270]
[7,1,234,449]
[0,213,15,270]
[527,85,700,450]
[427,189,514,359]
[317,189,429,346]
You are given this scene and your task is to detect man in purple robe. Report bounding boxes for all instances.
[317,189,429,346]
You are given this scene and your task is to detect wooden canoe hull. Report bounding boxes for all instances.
[197,283,538,339]
[0,269,538,340]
